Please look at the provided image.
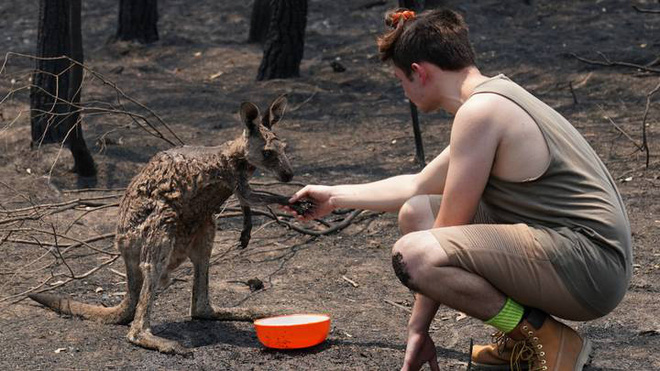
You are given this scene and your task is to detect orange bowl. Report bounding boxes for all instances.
[254,314,331,349]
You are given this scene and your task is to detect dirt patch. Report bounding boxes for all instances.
[1,0,659,369]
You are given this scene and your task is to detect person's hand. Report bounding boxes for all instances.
[401,329,439,371]
[286,185,335,220]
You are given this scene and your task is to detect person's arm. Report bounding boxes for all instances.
[433,97,500,227]
[289,145,451,218]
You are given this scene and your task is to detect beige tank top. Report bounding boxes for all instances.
[471,75,632,264]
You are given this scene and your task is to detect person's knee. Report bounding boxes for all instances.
[398,195,434,235]
[391,232,427,291]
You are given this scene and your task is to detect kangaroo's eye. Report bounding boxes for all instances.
[262,149,275,159]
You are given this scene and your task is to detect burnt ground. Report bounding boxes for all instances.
[0,0,659,370]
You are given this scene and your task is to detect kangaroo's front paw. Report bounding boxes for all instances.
[239,230,251,249]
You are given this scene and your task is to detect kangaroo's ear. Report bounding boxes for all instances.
[265,94,288,129]
[240,102,260,134]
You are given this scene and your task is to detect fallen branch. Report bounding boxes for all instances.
[571,52,660,74]
[0,255,120,306]
[633,5,660,14]
[342,275,359,287]
[597,104,644,151]
[267,207,364,236]
[641,80,660,168]
[384,299,411,313]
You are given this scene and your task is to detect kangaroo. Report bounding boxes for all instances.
[29,95,301,354]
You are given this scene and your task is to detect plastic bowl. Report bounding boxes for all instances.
[254,314,331,349]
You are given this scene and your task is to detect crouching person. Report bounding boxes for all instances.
[289,7,631,371]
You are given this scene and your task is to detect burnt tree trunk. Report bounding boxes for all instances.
[248,0,271,44]
[257,0,307,80]
[399,0,426,11]
[115,0,159,44]
[30,0,96,177]
[398,0,426,167]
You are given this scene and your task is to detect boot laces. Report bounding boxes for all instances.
[511,325,548,371]
[490,331,508,355]
[510,340,535,371]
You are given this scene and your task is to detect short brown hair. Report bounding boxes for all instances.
[378,8,476,77]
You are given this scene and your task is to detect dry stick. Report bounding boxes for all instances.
[384,299,412,313]
[62,187,126,193]
[249,180,308,187]
[641,81,660,168]
[0,203,79,226]
[38,53,181,144]
[571,52,660,74]
[0,255,120,306]
[596,104,645,151]
[3,233,115,253]
[2,52,182,146]
[0,194,121,214]
[288,90,318,112]
[633,5,660,14]
[342,275,359,287]
[51,224,75,278]
[64,202,119,234]
[25,83,173,146]
[267,207,364,236]
[109,268,126,278]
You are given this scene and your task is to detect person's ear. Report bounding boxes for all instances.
[411,63,428,84]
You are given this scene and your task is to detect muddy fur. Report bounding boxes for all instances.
[29,96,295,354]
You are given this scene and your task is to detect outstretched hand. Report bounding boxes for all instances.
[285,185,335,220]
[401,330,440,371]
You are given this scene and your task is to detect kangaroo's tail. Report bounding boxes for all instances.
[28,293,135,325]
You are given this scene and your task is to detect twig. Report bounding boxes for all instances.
[249,180,307,188]
[109,268,126,278]
[641,80,660,168]
[61,188,126,193]
[596,104,644,151]
[0,194,121,214]
[342,275,359,287]
[571,52,660,74]
[0,255,120,305]
[288,90,319,112]
[568,81,578,105]
[3,233,115,253]
[384,299,411,313]
[267,207,363,236]
[633,5,660,14]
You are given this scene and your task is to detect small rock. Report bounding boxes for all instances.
[330,61,346,73]
[247,278,264,292]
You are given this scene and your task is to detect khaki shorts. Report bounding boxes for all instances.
[427,195,627,321]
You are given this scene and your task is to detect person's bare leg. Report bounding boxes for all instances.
[391,230,505,320]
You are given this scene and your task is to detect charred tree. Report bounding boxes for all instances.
[115,0,159,44]
[257,0,308,80]
[30,0,96,177]
[248,0,271,44]
[399,0,426,11]
[398,0,426,167]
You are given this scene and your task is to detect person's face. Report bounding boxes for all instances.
[393,66,429,111]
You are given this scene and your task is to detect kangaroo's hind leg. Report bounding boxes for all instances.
[126,222,186,354]
[189,218,286,321]
[189,217,218,319]
[113,234,144,325]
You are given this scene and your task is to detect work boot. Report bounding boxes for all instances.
[471,331,530,370]
[508,310,593,371]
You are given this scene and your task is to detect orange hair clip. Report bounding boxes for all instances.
[391,10,415,28]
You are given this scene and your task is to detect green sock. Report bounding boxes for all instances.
[485,297,524,333]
